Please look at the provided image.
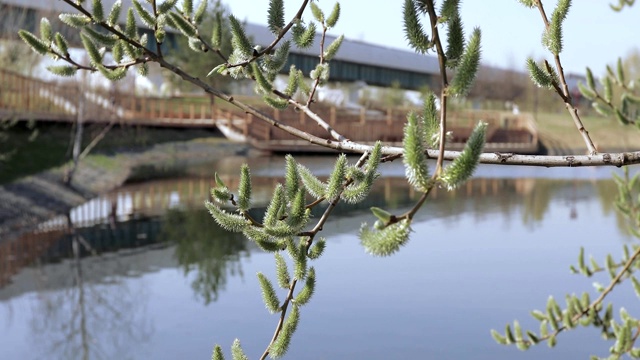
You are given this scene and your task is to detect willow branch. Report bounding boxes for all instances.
[71,50,640,167]
[62,0,156,55]
[196,33,228,62]
[380,0,455,225]
[260,278,298,360]
[306,25,328,106]
[260,151,369,359]
[286,98,348,142]
[54,48,148,72]
[398,185,433,222]
[535,0,598,155]
[588,86,636,125]
[151,0,163,59]
[63,0,640,168]
[227,0,311,68]
[517,245,640,347]
[425,0,449,176]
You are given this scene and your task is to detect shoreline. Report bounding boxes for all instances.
[2,132,638,242]
[0,138,249,242]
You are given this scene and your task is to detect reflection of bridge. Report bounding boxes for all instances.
[1,69,539,153]
[0,175,537,288]
[49,176,537,225]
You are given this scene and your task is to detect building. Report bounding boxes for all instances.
[1,0,440,91]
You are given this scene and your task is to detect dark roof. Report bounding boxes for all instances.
[7,0,440,76]
[244,23,440,75]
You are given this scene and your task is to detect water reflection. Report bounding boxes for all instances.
[21,215,153,360]
[162,209,249,304]
[0,175,630,292]
[0,170,636,359]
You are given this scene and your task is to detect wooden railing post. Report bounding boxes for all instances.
[245,113,251,137]
[0,70,4,108]
[129,94,135,120]
[151,98,157,121]
[19,76,25,109]
[330,106,336,125]
[140,96,146,120]
[213,107,218,124]
[265,122,271,141]
[360,107,366,124]
[159,99,165,121]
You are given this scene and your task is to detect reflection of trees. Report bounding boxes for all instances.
[29,220,153,360]
[595,176,639,239]
[595,179,618,216]
[162,209,249,304]
[521,179,555,227]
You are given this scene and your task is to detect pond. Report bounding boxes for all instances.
[0,155,638,360]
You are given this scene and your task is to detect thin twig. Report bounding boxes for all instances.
[285,99,348,142]
[227,0,311,69]
[260,278,298,360]
[517,245,640,347]
[196,32,228,63]
[425,0,450,176]
[535,0,598,155]
[151,0,163,59]
[62,1,156,56]
[306,25,328,106]
[260,151,369,359]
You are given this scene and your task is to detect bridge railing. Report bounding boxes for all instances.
[0,68,538,151]
[0,69,79,120]
[240,104,537,147]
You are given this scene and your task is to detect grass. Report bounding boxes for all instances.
[82,153,121,170]
[0,123,69,183]
[535,112,640,152]
[0,122,221,184]
[2,108,635,185]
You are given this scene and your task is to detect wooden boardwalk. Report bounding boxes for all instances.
[217,106,539,153]
[0,69,539,153]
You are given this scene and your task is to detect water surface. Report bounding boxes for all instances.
[0,157,637,359]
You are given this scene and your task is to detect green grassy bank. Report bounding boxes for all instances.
[0,122,222,184]
[2,112,639,185]
[535,112,640,154]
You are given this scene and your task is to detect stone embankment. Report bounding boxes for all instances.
[0,139,248,242]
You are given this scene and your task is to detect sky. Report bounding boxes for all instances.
[227,0,640,75]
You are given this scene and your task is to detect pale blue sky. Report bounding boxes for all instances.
[228,0,640,75]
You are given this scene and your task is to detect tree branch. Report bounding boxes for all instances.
[535,0,598,155]
[516,245,640,347]
[259,151,369,359]
[226,0,311,68]
[60,0,640,171]
[425,0,449,176]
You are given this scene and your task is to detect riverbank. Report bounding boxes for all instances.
[3,110,639,241]
[0,137,248,241]
[536,112,640,155]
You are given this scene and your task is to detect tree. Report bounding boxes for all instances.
[163,0,235,93]
[17,0,640,358]
[0,3,41,75]
[0,3,42,162]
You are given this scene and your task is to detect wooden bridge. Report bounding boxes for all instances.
[0,69,539,153]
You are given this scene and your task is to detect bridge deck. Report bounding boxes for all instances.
[0,69,539,154]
